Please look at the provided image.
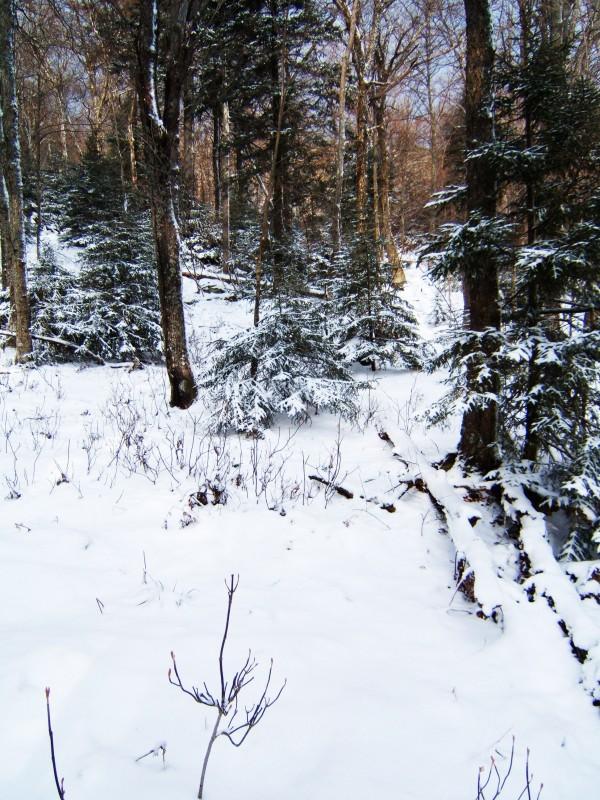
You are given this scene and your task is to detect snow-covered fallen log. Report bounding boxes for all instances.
[502,487,600,702]
[0,329,106,364]
[419,464,521,621]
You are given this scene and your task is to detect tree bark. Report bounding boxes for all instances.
[333,0,359,253]
[181,74,196,230]
[373,95,405,284]
[0,0,33,362]
[355,76,369,238]
[134,0,198,409]
[0,181,10,291]
[220,101,231,272]
[128,91,138,187]
[372,148,383,265]
[269,3,290,292]
[459,0,500,473]
[518,0,540,464]
[212,104,221,214]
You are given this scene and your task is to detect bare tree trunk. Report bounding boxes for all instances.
[518,0,541,464]
[181,75,196,230]
[0,182,11,291]
[0,0,32,362]
[134,0,198,409]
[355,77,369,238]
[212,104,221,215]
[221,101,231,272]
[128,91,138,187]
[373,96,405,285]
[423,4,438,234]
[333,0,359,252]
[252,45,287,334]
[372,150,383,265]
[35,69,43,260]
[269,8,290,293]
[459,0,500,473]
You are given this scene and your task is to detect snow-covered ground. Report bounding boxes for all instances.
[1,262,599,800]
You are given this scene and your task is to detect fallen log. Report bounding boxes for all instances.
[182,271,327,300]
[308,474,353,499]
[501,487,600,703]
[0,329,105,365]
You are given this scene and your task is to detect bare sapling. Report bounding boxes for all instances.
[45,687,66,799]
[169,575,286,799]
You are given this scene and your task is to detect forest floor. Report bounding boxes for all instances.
[1,259,599,800]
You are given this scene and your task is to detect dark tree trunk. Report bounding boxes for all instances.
[0,0,32,362]
[355,76,369,238]
[212,104,221,215]
[459,0,500,473]
[220,102,231,272]
[518,0,542,465]
[269,4,289,292]
[333,0,359,253]
[373,95,404,284]
[134,0,198,409]
[181,74,196,228]
[0,184,10,291]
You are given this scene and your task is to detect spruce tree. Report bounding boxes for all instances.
[334,236,422,371]
[46,149,162,362]
[202,296,360,433]
[426,12,600,556]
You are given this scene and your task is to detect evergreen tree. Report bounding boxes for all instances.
[63,207,161,362]
[201,296,360,433]
[334,237,423,371]
[426,14,600,556]
[31,150,162,362]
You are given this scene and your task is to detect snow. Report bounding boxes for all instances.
[1,262,599,800]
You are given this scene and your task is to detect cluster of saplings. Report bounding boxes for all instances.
[0,150,162,364]
[2,144,423,431]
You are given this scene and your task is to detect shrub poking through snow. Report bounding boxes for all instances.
[169,575,285,800]
[475,737,543,800]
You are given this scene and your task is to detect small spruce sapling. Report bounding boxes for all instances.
[169,575,286,799]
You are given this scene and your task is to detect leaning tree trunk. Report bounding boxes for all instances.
[134,0,197,409]
[460,0,500,473]
[0,0,32,362]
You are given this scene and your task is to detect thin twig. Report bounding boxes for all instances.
[45,688,65,800]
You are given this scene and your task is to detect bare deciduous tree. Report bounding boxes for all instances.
[169,575,285,800]
[132,0,200,409]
